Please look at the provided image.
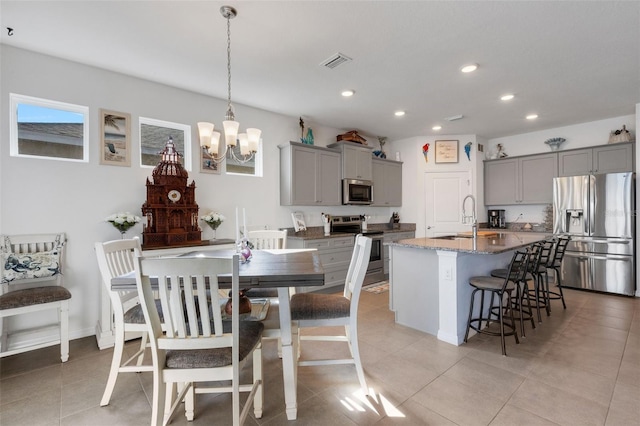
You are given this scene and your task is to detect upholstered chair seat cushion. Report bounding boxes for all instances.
[123,299,164,324]
[165,321,263,369]
[469,276,516,291]
[290,293,350,320]
[0,286,71,310]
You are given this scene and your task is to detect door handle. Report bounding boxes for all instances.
[427,226,434,229]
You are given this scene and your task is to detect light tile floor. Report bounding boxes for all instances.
[1,287,639,425]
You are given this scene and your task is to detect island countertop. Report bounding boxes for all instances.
[387,232,551,254]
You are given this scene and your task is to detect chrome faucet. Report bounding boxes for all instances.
[462,194,478,239]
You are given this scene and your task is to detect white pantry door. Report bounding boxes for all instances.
[424,171,473,237]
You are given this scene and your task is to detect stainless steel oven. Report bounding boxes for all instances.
[330,215,384,285]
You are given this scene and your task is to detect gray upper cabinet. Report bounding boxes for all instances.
[558,143,634,176]
[484,153,558,205]
[328,142,373,181]
[372,158,402,206]
[279,142,341,206]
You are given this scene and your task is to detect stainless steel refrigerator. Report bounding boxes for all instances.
[553,172,635,296]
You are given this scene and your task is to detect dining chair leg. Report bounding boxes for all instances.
[253,344,264,418]
[136,332,148,366]
[506,291,519,346]
[59,300,70,362]
[347,320,369,395]
[183,383,195,422]
[150,370,166,426]
[522,280,536,330]
[100,325,126,406]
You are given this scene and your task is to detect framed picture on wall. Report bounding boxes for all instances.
[100,109,131,166]
[200,147,221,174]
[435,140,459,163]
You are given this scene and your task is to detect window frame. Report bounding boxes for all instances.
[139,117,192,171]
[9,93,89,162]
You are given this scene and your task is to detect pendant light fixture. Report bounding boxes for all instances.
[198,5,260,164]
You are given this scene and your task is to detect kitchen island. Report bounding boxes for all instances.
[387,232,550,345]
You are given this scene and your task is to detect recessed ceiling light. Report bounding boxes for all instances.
[341,90,354,97]
[432,125,442,131]
[460,63,478,73]
[394,111,405,117]
[500,94,514,101]
[526,114,538,120]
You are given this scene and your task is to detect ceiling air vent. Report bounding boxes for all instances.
[320,52,352,69]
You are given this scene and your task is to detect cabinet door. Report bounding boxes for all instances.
[520,154,557,204]
[343,145,373,180]
[559,149,593,176]
[593,144,633,174]
[372,160,402,206]
[317,150,341,205]
[291,145,319,205]
[484,158,518,205]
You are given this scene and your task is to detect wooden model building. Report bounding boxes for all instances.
[141,137,202,249]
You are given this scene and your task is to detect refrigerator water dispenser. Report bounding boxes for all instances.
[565,209,584,234]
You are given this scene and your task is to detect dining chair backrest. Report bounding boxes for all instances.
[343,234,372,311]
[527,242,544,274]
[247,230,287,250]
[95,238,142,315]
[136,255,239,344]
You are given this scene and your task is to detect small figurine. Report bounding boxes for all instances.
[464,142,472,161]
[422,143,430,163]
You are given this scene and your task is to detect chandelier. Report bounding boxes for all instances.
[198,5,260,165]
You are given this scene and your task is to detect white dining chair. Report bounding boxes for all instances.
[289,234,372,394]
[245,229,288,355]
[1,233,71,362]
[135,254,263,426]
[95,237,159,406]
[247,229,287,250]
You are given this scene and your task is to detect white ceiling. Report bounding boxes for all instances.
[1,1,638,141]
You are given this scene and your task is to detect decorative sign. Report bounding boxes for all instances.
[435,140,459,163]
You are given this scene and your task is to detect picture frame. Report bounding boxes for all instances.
[291,211,307,232]
[200,146,221,174]
[435,140,459,164]
[100,109,131,166]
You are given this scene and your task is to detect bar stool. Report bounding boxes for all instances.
[545,235,571,310]
[490,243,541,337]
[464,249,529,356]
[529,239,554,322]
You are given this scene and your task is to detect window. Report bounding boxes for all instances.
[225,140,263,177]
[139,117,191,170]
[10,93,89,162]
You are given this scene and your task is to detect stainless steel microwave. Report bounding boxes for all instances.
[342,179,373,205]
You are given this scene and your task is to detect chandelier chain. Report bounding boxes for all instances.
[226,13,232,113]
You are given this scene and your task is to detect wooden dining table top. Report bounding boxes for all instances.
[110,248,325,290]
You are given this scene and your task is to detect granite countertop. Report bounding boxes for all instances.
[387,232,551,254]
[286,223,416,240]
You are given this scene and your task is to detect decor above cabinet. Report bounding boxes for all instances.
[279,142,341,206]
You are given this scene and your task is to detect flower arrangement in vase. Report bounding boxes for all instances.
[201,211,225,239]
[106,212,141,238]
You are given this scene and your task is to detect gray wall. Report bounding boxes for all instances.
[0,46,394,341]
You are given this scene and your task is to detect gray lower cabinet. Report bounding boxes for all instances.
[279,142,341,206]
[383,231,415,276]
[372,158,403,206]
[558,143,633,176]
[484,153,558,205]
[287,236,355,292]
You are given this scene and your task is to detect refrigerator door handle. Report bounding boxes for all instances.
[587,174,595,236]
[565,252,631,261]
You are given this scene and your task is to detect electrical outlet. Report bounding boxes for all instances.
[444,267,452,280]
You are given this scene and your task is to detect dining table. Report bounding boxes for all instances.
[111,248,324,421]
